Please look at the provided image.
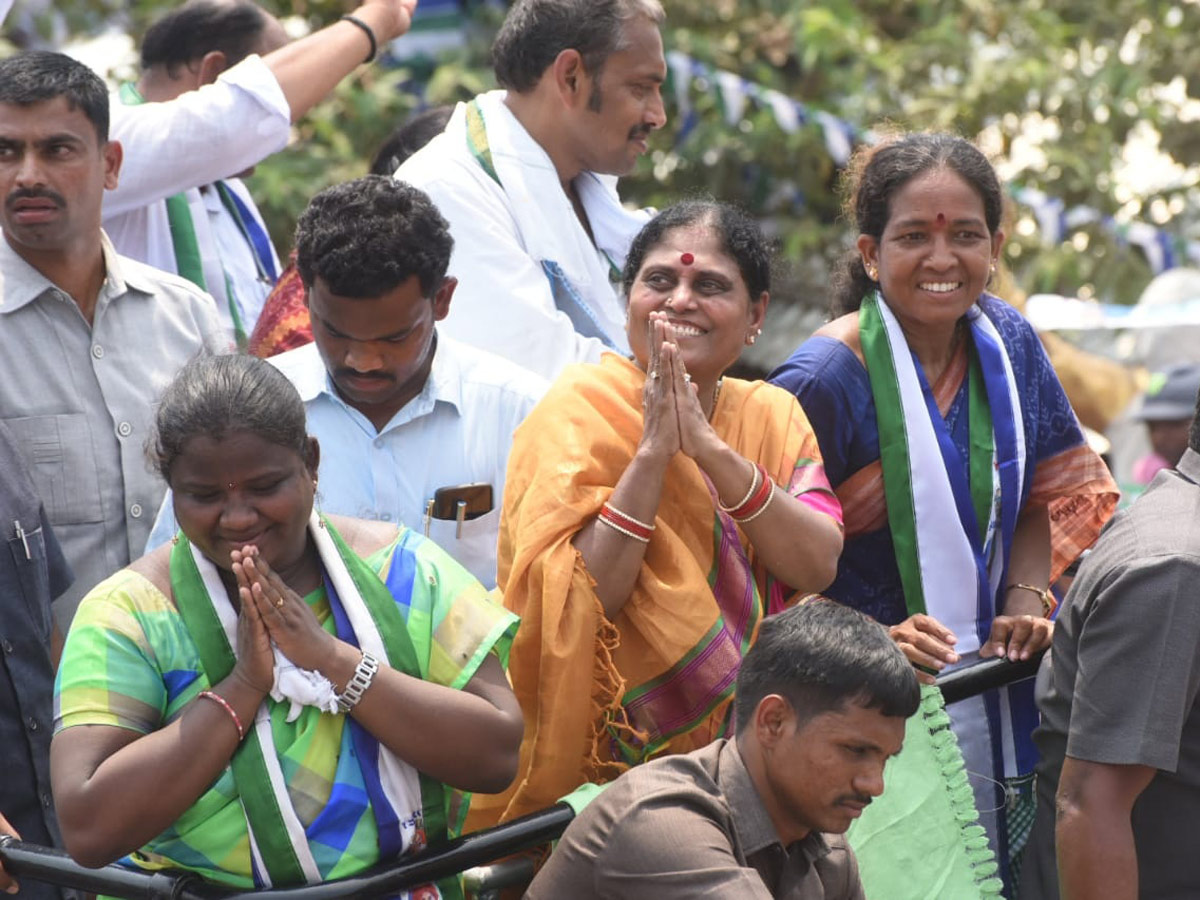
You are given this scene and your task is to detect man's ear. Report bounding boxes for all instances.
[551,49,588,107]
[754,694,794,750]
[102,139,123,190]
[196,50,228,87]
[432,276,457,321]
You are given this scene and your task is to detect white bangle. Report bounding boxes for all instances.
[734,484,776,524]
[337,650,379,713]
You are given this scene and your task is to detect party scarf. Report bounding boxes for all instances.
[170,512,456,898]
[858,292,1026,653]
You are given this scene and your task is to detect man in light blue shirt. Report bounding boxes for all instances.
[149,176,546,587]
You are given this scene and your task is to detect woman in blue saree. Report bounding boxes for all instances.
[770,133,1118,891]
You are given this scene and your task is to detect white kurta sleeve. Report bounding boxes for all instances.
[104,55,291,219]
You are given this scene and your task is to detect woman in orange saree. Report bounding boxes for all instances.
[468,201,845,829]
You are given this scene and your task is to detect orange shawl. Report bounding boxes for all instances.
[467,354,835,828]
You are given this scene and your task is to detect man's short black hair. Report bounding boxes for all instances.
[491,0,664,94]
[369,106,453,177]
[0,51,110,142]
[141,0,270,76]
[294,175,454,299]
[734,600,920,733]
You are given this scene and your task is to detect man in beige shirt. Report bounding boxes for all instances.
[526,600,920,899]
[0,51,228,624]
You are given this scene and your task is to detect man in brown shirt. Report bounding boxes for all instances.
[526,600,920,898]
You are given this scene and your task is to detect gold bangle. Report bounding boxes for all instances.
[1005,583,1056,617]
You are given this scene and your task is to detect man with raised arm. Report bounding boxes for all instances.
[397,0,667,380]
[104,0,416,343]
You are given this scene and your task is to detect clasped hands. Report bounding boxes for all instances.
[889,611,1053,686]
[640,313,718,464]
[229,547,338,697]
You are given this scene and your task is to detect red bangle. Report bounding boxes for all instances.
[198,690,245,741]
[728,464,773,521]
[599,502,654,542]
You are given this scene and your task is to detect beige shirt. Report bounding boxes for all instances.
[526,739,865,900]
[0,232,227,623]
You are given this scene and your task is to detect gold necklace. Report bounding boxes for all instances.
[710,377,723,420]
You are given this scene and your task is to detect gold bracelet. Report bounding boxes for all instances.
[1005,583,1056,617]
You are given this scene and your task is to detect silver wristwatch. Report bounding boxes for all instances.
[337,650,380,713]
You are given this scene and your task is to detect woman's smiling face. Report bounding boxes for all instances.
[626,224,766,387]
[857,167,1004,336]
[169,430,317,575]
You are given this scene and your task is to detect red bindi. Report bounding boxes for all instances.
[935,212,946,227]
[680,252,694,266]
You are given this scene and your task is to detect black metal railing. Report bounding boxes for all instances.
[0,651,1043,899]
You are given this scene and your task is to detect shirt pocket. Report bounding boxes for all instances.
[8,526,53,641]
[4,414,105,525]
[426,506,501,586]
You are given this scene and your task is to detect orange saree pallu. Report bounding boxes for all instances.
[466,353,839,829]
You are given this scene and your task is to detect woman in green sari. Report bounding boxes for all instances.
[50,355,522,899]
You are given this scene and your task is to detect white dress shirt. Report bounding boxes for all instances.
[397,91,649,381]
[0,233,228,624]
[103,54,289,338]
[148,336,547,588]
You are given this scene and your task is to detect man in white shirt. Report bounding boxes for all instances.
[0,52,228,624]
[397,0,667,380]
[149,176,546,588]
[103,0,417,343]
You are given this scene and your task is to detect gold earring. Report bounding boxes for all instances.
[866,263,878,281]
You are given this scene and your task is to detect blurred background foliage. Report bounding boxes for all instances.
[9,0,1200,346]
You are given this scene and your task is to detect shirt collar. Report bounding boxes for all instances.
[1177,447,1200,484]
[309,331,463,429]
[0,230,158,314]
[718,739,831,862]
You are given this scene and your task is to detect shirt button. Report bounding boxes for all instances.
[41,793,51,808]
[92,344,105,359]
[27,717,38,731]
[130,503,143,518]
[117,421,133,437]
[1,639,12,653]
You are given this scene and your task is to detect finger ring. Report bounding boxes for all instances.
[683,373,691,383]
[275,597,284,609]
[650,369,659,380]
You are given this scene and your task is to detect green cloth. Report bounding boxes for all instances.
[847,686,1004,899]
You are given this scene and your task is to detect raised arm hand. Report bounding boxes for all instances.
[267,0,418,123]
[572,315,680,619]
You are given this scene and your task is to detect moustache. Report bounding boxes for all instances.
[627,125,653,142]
[835,793,873,809]
[6,187,66,211]
[335,368,394,383]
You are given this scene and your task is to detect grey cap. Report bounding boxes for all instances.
[1136,363,1200,421]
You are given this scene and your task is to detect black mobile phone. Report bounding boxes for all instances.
[430,483,494,521]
